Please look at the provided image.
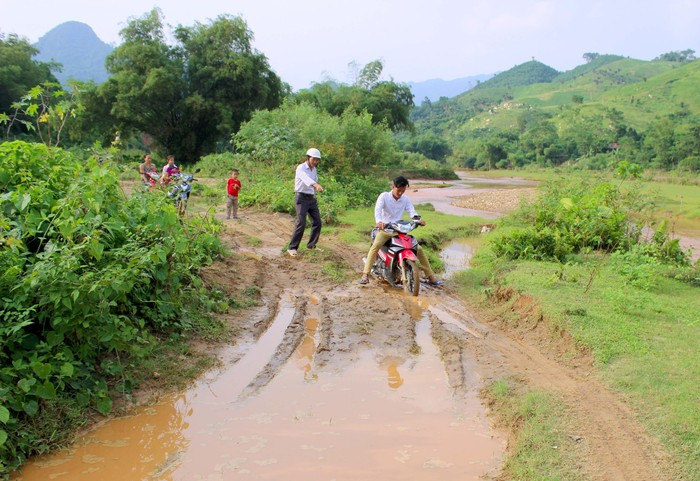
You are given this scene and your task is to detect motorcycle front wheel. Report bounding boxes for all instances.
[402,259,420,297]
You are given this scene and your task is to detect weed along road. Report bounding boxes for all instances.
[12,177,672,481]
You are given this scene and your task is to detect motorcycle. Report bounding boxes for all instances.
[366,219,422,296]
[142,171,160,190]
[167,169,200,216]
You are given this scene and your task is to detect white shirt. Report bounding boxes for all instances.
[375,191,419,224]
[294,161,318,195]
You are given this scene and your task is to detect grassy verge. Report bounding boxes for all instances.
[636,180,700,234]
[482,378,587,481]
[457,250,699,479]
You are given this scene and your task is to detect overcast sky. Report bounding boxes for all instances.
[2,0,699,90]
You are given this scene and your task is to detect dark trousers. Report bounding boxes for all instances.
[289,193,322,250]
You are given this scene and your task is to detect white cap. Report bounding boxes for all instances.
[306,148,321,159]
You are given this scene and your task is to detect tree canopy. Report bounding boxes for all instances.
[98,9,285,162]
[293,60,414,132]
[0,33,58,128]
[654,49,696,63]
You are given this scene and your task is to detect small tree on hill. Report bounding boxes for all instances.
[654,49,696,63]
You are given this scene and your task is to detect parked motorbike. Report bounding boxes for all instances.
[167,169,200,215]
[142,171,160,190]
[366,219,422,296]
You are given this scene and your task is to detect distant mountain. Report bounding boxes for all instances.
[34,21,113,85]
[408,74,495,104]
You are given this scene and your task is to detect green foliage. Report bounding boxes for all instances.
[1,82,82,147]
[0,34,58,122]
[233,100,398,176]
[475,60,559,90]
[397,131,451,161]
[654,49,697,63]
[98,9,284,163]
[491,178,691,264]
[292,60,414,131]
[0,141,221,472]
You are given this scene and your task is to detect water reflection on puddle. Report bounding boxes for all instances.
[13,297,503,481]
[440,238,481,278]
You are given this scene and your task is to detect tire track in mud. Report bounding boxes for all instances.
[238,293,308,399]
[219,209,673,481]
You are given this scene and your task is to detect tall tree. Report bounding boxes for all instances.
[101,9,285,162]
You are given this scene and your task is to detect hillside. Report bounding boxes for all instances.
[474,60,559,89]
[34,21,112,84]
[411,55,700,171]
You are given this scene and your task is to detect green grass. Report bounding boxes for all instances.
[457,251,700,479]
[482,379,587,481]
[636,180,700,234]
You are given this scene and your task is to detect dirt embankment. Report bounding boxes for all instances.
[191,207,674,481]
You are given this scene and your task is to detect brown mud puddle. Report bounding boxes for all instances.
[13,290,503,481]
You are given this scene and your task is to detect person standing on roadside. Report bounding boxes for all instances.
[226,169,241,220]
[287,148,324,257]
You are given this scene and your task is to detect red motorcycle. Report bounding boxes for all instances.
[367,220,421,296]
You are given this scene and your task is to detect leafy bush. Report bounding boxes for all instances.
[0,141,221,472]
[233,100,398,176]
[491,178,690,264]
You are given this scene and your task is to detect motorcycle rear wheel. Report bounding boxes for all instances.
[402,260,420,297]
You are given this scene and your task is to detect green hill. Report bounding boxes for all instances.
[474,60,559,89]
[410,55,700,171]
[553,54,625,82]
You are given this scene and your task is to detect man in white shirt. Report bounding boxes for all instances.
[360,176,442,285]
[287,148,324,256]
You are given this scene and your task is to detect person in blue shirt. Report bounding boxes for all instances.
[287,148,324,257]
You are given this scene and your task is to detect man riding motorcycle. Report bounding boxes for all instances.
[359,176,443,286]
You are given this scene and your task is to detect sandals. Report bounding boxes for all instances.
[359,275,370,285]
[426,278,443,287]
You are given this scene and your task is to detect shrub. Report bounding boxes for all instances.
[0,141,221,472]
[491,178,690,264]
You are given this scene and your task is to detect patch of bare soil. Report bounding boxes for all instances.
[188,207,674,480]
[452,188,538,213]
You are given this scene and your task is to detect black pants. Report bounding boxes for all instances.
[289,193,322,250]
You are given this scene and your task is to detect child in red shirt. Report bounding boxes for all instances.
[226,170,241,219]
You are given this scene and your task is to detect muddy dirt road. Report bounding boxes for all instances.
[13,178,673,480]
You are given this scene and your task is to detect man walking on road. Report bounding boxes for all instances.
[287,148,324,257]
